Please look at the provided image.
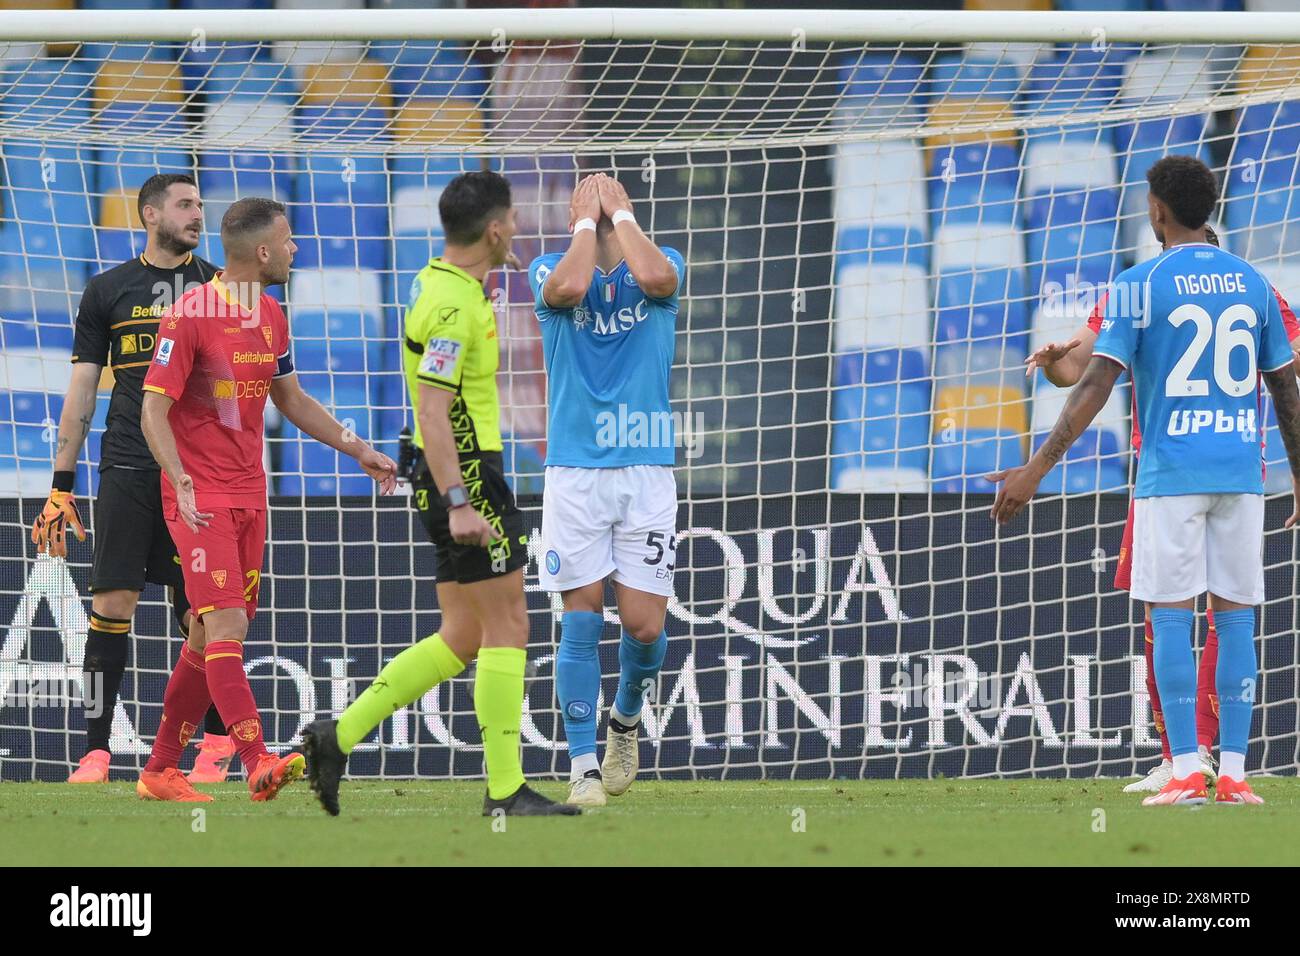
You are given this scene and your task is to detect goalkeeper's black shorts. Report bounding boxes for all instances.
[411,450,529,585]
[90,466,185,593]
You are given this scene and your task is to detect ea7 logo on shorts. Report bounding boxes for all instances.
[156,337,174,366]
[545,549,561,575]
[419,337,462,379]
[211,569,227,589]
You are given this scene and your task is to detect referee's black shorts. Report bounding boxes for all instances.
[412,450,529,585]
[90,466,185,594]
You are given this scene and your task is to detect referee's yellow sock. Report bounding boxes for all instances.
[475,646,528,801]
[336,632,466,754]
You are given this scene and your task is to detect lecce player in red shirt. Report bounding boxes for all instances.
[137,198,397,802]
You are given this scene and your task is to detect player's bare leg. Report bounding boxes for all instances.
[466,570,578,816]
[601,581,669,797]
[305,581,481,816]
[70,588,140,783]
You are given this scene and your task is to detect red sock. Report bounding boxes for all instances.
[204,639,268,770]
[1144,617,1172,762]
[144,643,212,773]
[1197,617,1220,749]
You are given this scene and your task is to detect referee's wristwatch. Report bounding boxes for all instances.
[442,485,470,510]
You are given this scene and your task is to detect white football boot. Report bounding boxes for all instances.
[1123,758,1173,793]
[1197,745,1218,785]
[566,771,607,808]
[601,720,640,796]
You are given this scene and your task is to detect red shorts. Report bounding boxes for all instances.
[1114,497,1135,592]
[164,506,266,621]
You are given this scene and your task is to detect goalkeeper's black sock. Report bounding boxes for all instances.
[202,704,226,736]
[83,615,130,753]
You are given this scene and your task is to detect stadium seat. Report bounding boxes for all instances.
[927,142,1019,227]
[1031,371,1129,453]
[1022,140,1119,196]
[1223,154,1300,261]
[933,225,1025,271]
[1019,47,1123,119]
[1122,51,1217,105]
[931,428,1024,492]
[933,384,1027,435]
[924,97,1020,155]
[837,51,930,121]
[179,0,271,7]
[934,268,1030,373]
[928,54,1022,101]
[81,0,168,7]
[833,261,931,352]
[1033,429,1128,493]
[835,224,929,270]
[1262,396,1291,493]
[833,140,929,235]
[371,41,489,103]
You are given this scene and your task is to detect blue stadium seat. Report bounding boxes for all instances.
[81,42,178,63]
[502,437,546,496]
[35,313,74,352]
[1,140,98,236]
[0,58,94,126]
[1034,429,1127,492]
[835,225,929,270]
[179,42,269,92]
[369,41,489,103]
[1235,101,1300,162]
[291,201,388,270]
[82,0,169,8]
[1020,48,1123,118]
[1055,0,1148,8]
[94,228,140,266]
[202,61,297,102]
[831,348,931,481]
[934,268,1029,354]
[179,0,272,7]
[297,104,388,147]
[199,151,295,205]
[838,51,927,117]
[931,429,1024,492]
[96,147,195,196]
[1224,155,1300,260]
[278,432,374,496]
[928,142,1019,226]
[928,54,1021,101]
[1262,396,1291,493]
[0,317,38,350]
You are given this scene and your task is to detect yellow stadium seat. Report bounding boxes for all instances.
[924,98,1019,163]
[392,97,485,145]
[301,61,391,110]
[99,189,138,230]
[0,0,74,8]
[933,385,1028,435]
[965,0,1051,9]
[94,60,183,106]
[1234,45,1300,96]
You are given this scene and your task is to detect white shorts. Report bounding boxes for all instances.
[1130,493,1265,606]
[540,465,678,597]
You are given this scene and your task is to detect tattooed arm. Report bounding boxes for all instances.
[1263,365,1300,528]
[52,362,101,473]
[988,355,1125,524]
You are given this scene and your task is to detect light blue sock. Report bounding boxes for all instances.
[613,629,667,722]
[556,611,603,760]
[1212,608,1257,759]
[1151,607,1198,760]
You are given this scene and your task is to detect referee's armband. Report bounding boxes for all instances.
[273,348,295,379]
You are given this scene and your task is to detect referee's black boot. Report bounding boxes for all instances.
[483,783,581,816]
[302,719,345,817]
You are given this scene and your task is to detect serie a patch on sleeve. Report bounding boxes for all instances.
[420,337,463,380]
[156,337,174,366]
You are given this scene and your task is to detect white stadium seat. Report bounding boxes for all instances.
[834,261,931,352]
[934,223,1026,271]
[832,140,929,234]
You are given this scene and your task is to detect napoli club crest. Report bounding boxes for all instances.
[545,550,561,575]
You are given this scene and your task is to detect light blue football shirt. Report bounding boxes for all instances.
[527,247,684,468]
[1093,242,1293,498]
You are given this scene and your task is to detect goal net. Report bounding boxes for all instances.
[2,8,1299,781]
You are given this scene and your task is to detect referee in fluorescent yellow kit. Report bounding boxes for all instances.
[304,170,578,817]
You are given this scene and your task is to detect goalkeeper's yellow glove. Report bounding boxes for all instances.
[32,487,86,558]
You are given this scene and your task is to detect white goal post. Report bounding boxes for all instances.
[1,8,1299,782]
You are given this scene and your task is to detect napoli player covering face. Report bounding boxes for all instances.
[528,174,684,807]
[990,156,1300,807]
[137,198,397,803]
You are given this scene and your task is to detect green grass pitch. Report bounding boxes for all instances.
[3,778,1298,866]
